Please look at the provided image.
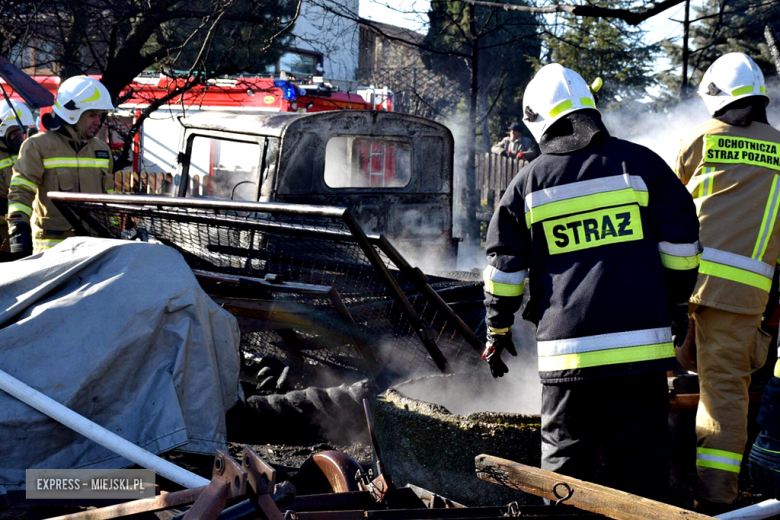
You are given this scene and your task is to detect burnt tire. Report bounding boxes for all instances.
[229,380,372,444]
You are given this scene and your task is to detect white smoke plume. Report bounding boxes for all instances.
[603,78,780,167]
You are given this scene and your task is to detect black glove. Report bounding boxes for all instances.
[670,303,689,348]
[750,373,780,498]
[482,327,518,378]
[9,222,32,257]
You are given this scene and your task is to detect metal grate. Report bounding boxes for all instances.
[51,193,484,386]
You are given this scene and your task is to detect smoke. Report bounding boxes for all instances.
[601,98,709,166]
[602,79,780,166]
[392,305,541,417]
[439,112,489,272]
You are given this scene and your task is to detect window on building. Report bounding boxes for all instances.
[9,44,32,69]
[325,136,412,189]
[35,42,57,73]
[278,51,322,76]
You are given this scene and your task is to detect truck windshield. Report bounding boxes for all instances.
[187,136,261,200]
[324,136,411,188]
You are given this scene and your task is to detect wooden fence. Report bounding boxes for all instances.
[113,171,175,195]
[475,153,527,221]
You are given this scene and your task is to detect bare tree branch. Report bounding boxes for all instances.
[462,0,687,26]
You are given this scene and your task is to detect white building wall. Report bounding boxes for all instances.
[290,0,360,90]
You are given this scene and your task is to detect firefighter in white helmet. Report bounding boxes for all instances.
[7,76,114,256]
[674,52,780,513]
[0,99,34,256]
[483,63,700,500]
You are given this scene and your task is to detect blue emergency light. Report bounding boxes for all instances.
[273,80,298,100]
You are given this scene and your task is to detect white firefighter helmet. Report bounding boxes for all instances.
[697,53,768,116]
[522,63,598,142]
[0,100,34,138]
[52,76,114,125]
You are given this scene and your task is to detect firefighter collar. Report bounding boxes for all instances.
[714,97,769,127]
[539,111,609,155]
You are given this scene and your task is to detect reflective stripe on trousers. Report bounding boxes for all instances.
[699,247,774,291]
[537,327,674,372]
[696,447,742,473]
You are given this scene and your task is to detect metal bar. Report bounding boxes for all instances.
[326,287,386,386]
[48,192,349,219]
[50,199,106,238]
[198,269,384,384]
[193,269,334,296]
[46,486,206,520]
[362,398,384,477]
[340,210,449,372]
[0,368,209,489]
[375,235,483,354]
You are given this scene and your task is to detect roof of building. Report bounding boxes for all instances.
[358,18,425,46]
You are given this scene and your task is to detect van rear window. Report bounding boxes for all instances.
[324,137,411,188]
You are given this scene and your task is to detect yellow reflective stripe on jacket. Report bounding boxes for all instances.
[696,447,742,473]
[537,327,673,372]
[752,175,780,261]
[42,157,110,168]
[8,202,32,217]
[699,247,773,291]
[695,167,716,198]
[10,176,38,192]
[34,238,65,250]
[524,174,649,227]
[483,265,527,297]
[704,135,780,171]
[0,157,14,169]
[658,241,701,270]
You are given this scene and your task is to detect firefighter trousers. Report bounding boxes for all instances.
[541,371,671,502]
[693,305,771,505]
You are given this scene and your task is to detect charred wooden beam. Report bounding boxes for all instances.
[475,454,710,520]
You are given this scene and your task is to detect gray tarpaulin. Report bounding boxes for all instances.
[0,238,241,491]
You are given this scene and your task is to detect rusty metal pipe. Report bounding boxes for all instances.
[46,486,206,520]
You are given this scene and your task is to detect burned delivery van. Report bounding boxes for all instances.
[174,111,457,268]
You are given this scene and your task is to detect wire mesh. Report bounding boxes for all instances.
[55,197,484,383]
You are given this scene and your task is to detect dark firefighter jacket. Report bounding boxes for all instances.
[484,114,701,383]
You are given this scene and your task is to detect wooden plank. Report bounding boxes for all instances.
[475,454,710,520]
